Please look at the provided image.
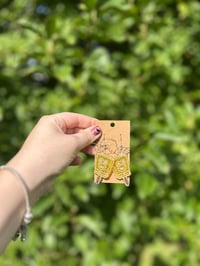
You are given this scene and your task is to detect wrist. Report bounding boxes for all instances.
[6,152,47,205]
[0,168,25,212]
[0,165,33,241]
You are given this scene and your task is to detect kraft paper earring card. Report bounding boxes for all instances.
[94,120,131,186]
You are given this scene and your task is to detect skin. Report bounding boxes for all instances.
[0,112,101,254]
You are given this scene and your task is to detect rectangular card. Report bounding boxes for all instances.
[94,120,131,186]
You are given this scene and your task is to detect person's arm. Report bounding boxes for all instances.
[0,112,101,254]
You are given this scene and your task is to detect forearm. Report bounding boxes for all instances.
[0,151,42,254]
[0,151,55,254]
[0,168,25,254]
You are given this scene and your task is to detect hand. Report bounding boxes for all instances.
[7,112,101,202]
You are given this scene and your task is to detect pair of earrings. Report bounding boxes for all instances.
[94,153,131,186]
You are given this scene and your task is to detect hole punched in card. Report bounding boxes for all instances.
[94,120,131,186]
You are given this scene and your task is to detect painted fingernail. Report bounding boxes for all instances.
[92,126,101,136]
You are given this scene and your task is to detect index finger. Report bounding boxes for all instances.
[53,112,98,130]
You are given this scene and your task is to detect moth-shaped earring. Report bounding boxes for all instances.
[112,134,131,186]
[113,155,131,186]
[94,154,114,184]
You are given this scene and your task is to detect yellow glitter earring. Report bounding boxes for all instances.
[94,153,114,184]
[113,155,131,186]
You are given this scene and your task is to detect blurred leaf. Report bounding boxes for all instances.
[77,215,104,238]
[46,16,58,38]
[84,0,98,10]
[135,173,160,199]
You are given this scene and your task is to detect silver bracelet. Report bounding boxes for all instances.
[0,165,33,241]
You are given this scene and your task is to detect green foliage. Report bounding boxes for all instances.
[0,0,200,265]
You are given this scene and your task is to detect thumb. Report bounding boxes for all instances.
[73,126,102,151]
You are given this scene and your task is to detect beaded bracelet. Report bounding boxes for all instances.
[0,165,33,241]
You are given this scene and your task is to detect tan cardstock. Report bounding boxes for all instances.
[94,120,131,186]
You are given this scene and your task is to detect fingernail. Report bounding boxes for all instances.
[92,126,101,136]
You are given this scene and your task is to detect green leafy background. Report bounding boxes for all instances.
[0,0,200,265]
